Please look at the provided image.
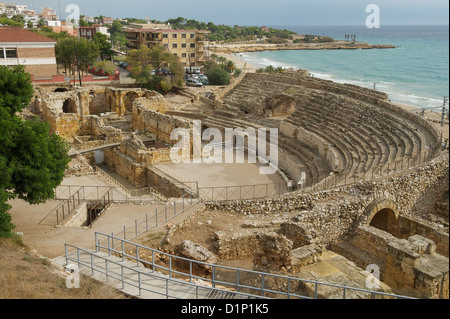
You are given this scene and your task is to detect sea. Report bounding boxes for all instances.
[235,25,449,110]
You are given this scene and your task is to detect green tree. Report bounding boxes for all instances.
[0,66,70,237]
[109,20,128,51]
[93,33,113,60]
[127,45,184,94]
[55,37,99,75]
[205,67,230,85]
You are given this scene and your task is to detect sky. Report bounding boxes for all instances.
[17,0,450,26]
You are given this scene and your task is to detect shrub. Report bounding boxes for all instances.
[205,67,230,85]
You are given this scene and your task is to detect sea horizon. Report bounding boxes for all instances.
[237,25,449,110]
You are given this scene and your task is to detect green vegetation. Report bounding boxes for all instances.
[0,15,24,27]
[293,35,335,44]
[0,66,70,238]
[202,54,242,85]
[55,37,99,75]
[256,65,284,74]
[93,60,117,74]
[126,45,184,94]
[118,16,295,43]
[164,17,295,43]
[93,32,114,60]
[109,20,128,51]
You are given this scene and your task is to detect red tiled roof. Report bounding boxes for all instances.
[0,27,56,43]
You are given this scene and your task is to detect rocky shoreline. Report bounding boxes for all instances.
[209,41,395,54]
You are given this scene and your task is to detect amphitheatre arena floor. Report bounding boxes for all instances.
[156,151,288,190]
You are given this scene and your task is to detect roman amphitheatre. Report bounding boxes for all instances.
[10,67,449,299]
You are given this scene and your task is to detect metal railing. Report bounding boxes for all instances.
[65,244,266,299]
[199,182,286,202]
[110,193,202,242]
[88,232,415,300]
[55,185,158,204]
[39,188,85,226]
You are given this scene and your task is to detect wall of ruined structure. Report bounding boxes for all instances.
[384,235,449,299]
[132,99,191,145]
[104,147,148,188]
[207,152,449,245]
[29,86,163,137]
[146,167,192,198]
[397,216,449,257]
[79,115,123,143]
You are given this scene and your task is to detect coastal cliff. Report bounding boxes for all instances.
[209,41,395,54]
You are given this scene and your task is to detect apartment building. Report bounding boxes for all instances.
[0,2,27,16]
[39,7,58,21]
[79,25,110,41]
[126,28,210,67]
[0,26,57,79]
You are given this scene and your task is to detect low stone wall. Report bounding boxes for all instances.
[352,226,394,260]
[384,235,449,299]
[398,215,449,257]
[146,167,191,198]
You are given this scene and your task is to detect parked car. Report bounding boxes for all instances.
[197,74,209,85]
[186,78,203,87]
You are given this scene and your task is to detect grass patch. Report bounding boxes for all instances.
[142,231,165,248]
[282,87,299,96]
[0,236,130,299]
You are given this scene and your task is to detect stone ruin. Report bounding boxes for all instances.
[27,68,449,299]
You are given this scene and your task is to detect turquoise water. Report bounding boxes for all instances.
[236,25,449,109]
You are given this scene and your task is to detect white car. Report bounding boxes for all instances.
[186,78,203,87]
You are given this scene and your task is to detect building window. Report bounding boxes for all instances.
[190,53,196,58]
[172,33,177,39]
[173,53,178,56]
[190,33,195,39]
[164,44,169,48]
[1,48,17,58]
[172,43,178,49]
[182,53,187,58]
[181,33,187,39]
[181,43,187,48]
[163,33,168,39]
[190,43,196,48]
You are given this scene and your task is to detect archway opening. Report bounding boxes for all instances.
[62,99,77,114]
[369,208,398,236]
[54,88,69,93]
[123,92,139,114]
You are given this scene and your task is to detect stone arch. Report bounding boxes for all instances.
[365,198,400,237]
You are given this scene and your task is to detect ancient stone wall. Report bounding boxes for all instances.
[79,115,123,143]
[146,167,191,198]
[132,99,192,145]
[384,235,449,299]
[397,216,449,257]
[30,86,163,137]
